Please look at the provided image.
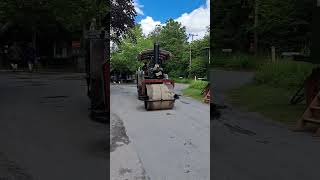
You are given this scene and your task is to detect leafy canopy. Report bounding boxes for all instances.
[111,25,152,74]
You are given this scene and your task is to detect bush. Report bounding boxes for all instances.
[254,60,314,90]
[211,54,261,70]
[189,80,209,90]
[182,80,209,101]
[190,57,207,78]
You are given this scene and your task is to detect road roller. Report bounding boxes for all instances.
[136,43,178,110]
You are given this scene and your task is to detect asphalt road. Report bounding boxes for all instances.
[0,71,107,180]
[110,83,210,180]
[210,69,320,180]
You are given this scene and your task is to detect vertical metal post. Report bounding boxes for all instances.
[189,43,192,76]
[154,43,159,65]
[189,33,198,77]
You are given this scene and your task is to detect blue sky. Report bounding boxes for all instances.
[133,0,210,41]
[134,0,206,22]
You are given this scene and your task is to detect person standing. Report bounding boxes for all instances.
[24,43,36,72]
[8,42,21,72]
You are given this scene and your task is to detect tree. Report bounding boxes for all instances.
[110,0,136,43]
[0,0,136,42]
[257,0,313,52]
[212,0,313,54]
[150,19,189,77]
[111,25,152,75]
[212,0,251,52]
[0,0,109,45]
[190,33,210,59]
[189,30,210,78]
[190,57,207,78]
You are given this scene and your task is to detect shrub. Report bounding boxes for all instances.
[254,60,314,90]
[189,80,209,90]
[211,54,261,70]
[190,57,207,78]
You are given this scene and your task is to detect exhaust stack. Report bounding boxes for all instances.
[154,43,160,65]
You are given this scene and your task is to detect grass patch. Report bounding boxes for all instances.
[254,61,315,89]
[182,80,209,101]
[172,78,192,84]
[182,88,204,101]
[227,84,306,124]
[210,54,266,71]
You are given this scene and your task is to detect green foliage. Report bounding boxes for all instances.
[213,0,313,53]
[257,0,312,52]
[55,0,109,32]
[149,19,189,77]
[211,54,262,70]
[212,0,251,51]
[190,57,207,78]
[111,25,152,74]
[254,61,315,89]
[0,0,107,32]
[211,54,315,89]
[189,80,209,90]
[190,34,210,59]
[182,88,204,101]
[0,0,136,42]
[182,80,209,101]
[111,18,210,77]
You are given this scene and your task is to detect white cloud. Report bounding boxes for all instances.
[176,0,210,41]
[138,0,210,40]
[133,0,144,15]
[139,16,162,36]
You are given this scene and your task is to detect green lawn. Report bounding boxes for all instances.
[226,84,306,125]
[182,88,204,101]
[177,79,208,102]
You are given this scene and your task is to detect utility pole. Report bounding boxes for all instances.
[189,33,198,77]
[254,0,259,56]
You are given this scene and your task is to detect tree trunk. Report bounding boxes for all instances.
[254,0,259,56]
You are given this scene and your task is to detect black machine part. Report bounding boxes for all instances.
[154,43,160,65]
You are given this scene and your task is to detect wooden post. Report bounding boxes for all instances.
[271,46,276,62]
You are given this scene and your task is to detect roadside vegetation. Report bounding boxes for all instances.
[182,80,209,101]
[212,0,314,123]
[213,54,317,124]
[210,54,263,71]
